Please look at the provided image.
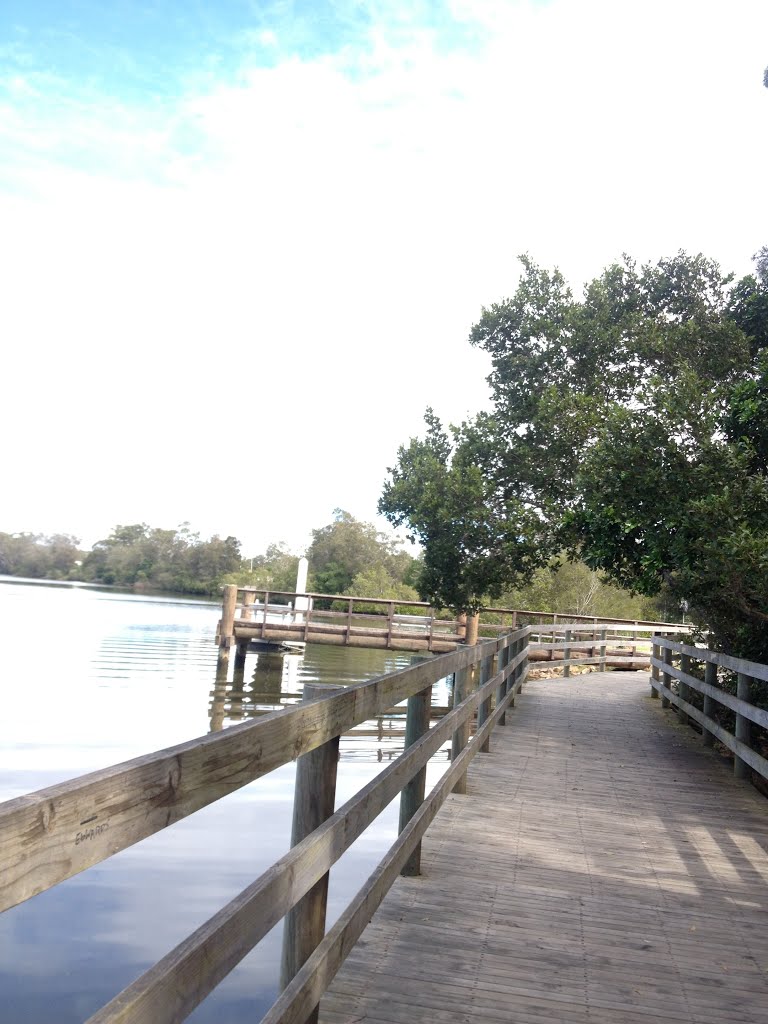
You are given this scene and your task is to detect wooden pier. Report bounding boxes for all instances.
[215,584,686,666]
[4,626,768,1024]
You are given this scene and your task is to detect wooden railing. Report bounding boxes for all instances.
[2,621,700,1024]
[1,628,530,1024]
[650,637,768,782]
[528,621,688,671]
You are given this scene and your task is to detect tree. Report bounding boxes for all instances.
[81,523,241,593]
[379,410,546,611]
[467,251,768,659]
[307,509,414,595]
[382,249,768,655]
[0,532,81,579]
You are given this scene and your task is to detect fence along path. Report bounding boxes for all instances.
[6,622,768,1023]
[321,669,768,1024]
[0,626,531,1023]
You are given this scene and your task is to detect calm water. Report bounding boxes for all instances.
[0,579,453,1023]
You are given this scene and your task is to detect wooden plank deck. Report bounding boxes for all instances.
[320,671,768,1024]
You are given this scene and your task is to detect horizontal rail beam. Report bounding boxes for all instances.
[652,636,768,683]
[86,649,529,1024]
[0,631,526,913]
[260,663,525,1024]
[650,677,768,779]
[650,656,768,730]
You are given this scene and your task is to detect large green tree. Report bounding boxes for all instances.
[382,249,768,656]
[379,410,546,611]
[473,251,768,658]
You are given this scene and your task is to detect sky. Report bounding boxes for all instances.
[2,0,767,557]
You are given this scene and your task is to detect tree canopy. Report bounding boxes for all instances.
[306,508,416,596]
[381,249,768,658]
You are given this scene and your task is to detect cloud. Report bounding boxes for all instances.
[1,0,767,550]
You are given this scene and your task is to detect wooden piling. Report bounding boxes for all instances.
[241,590,256,621]
[216,584,239,673]
[399,666,432,876]
[465,613,480,646]
[599,628,607,672]
[280,682,342,1021]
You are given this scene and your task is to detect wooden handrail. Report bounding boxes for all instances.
[650,638,768,783]
[227,587,687,629]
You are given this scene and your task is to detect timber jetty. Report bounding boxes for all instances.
[214,583,686,669]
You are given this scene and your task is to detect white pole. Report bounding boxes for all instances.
[294,557,310,618]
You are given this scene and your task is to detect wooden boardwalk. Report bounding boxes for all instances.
[321,671,768,1024]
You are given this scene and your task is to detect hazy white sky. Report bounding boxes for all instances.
[2,0,767,556]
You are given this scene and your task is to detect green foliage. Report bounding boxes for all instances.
[80,523,241,594]
[498,558,665,621]
[468,250,768,660]
[381,248,768,658]
[225,542,301,593]
[379,410,547,611]
[307,509,415,596]
[0,532,81,580]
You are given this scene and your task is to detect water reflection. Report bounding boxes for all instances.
[0,580,456,1023]
[208,649,454,764]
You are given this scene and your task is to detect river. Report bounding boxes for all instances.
[0,578,453,1023]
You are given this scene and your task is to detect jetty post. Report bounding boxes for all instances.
[280,682,342,1023]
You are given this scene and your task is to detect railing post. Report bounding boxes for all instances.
[280,682,342,1020]
[599,628,607,672]
[386,601,395,648]
[564,628,572,678]
[496,643,509,725]
[456,612,467,641]
[519,633,528,692]
[477,648,495,753]
[679,652,691,727]
[241,590,256,621]
[465,612,479,646]
[399,662,432,876]
[661,646,672,708]
[702,659,716,747]
[735,672,752,780]
[650,642,660,697]
[451,665,472,794]
[216,584,238,672]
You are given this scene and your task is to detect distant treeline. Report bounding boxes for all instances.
[0,525,242,595]
[0,509,666,619]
